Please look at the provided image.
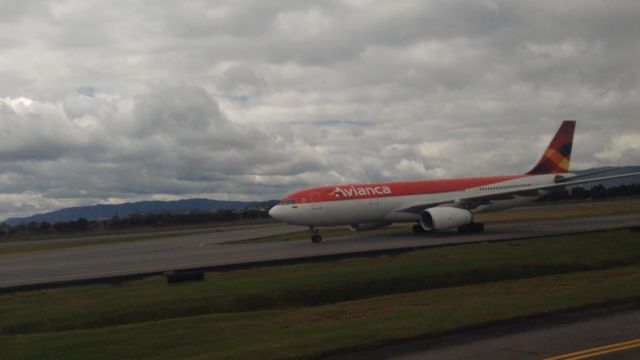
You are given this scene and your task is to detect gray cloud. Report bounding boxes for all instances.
[0,0,639,219]
[215,64,268,99]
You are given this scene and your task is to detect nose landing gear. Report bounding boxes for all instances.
[310,226,322,243]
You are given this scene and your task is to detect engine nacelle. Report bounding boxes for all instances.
[349,222,391,232]
[420,207,472,231]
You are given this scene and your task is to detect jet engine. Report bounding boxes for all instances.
[420,207,472,231]
[349,222,391,231]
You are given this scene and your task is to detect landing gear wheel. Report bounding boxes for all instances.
[412,224,426,234]
[457,222,485,234]
[309,226,322,243]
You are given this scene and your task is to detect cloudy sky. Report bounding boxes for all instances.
[0,0,639,219]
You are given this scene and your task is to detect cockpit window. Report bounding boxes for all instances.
[279,199,296,205]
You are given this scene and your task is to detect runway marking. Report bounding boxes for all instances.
[545,338,640,359]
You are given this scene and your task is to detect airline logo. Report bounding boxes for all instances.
[330,185,392,198]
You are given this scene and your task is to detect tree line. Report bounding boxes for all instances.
[0,207,271,237]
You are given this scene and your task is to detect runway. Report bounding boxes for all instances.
[1,213,639,290]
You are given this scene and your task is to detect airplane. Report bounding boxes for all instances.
[269,121,640,243]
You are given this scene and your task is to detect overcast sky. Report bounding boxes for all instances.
[0,0,639,219]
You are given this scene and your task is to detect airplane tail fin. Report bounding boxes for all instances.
[527,120,576,175]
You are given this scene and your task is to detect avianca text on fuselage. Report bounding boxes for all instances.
[268,120,640,243]
[331,185,392,198]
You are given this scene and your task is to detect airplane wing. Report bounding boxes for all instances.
[396,171,640,214]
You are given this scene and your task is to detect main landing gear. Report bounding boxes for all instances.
[310,226,322,243]
[457,222,485,234]
[412,224,426,233]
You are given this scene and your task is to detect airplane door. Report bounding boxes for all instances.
[311,193,322,209]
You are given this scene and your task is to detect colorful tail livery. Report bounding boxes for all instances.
[269,121,640,243]
[527,120,575,174]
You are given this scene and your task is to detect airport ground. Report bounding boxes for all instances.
[0,198,639,359]
[1,197,639,254]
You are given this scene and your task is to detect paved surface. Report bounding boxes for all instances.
[1,214,639,289]
[326,304,640,359]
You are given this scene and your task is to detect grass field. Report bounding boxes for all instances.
[1,229,640,359]
[2,266,639,360]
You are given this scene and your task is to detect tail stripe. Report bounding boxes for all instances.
[544,149,570,170]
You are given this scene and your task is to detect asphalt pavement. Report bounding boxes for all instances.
[326,303,640,359]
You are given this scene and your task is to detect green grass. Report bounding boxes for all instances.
[1,230,639,336]
[1,265,639,360]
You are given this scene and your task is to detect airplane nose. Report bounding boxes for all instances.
[268,205,281,220]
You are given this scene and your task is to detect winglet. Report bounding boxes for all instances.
[527,120,576,174]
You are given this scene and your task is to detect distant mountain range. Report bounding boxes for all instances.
[5,198,278,226]
[4,166,639,226]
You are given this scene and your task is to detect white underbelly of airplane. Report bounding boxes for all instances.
[285,197,399,226]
